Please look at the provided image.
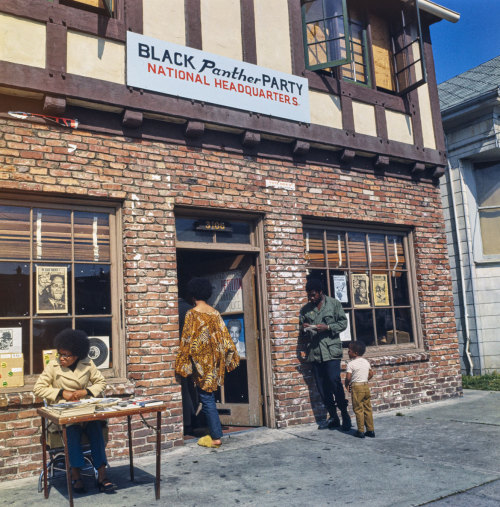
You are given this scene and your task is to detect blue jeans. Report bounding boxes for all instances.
[197,387,223,440]
[66,421,107,469]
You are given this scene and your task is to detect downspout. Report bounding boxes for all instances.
[445,139,474,374]
[456,162,485,374]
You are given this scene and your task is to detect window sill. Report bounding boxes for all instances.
[0,377,135,407]
[342,348,429,367]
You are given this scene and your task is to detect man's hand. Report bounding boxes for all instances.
[315,323,329,332]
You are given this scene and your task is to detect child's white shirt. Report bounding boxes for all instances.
[346,357,371,383]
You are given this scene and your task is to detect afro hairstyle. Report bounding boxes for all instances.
[186,277,213,302]
[305,278,324,293]
[54,328,90,360]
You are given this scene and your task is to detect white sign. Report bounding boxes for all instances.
[208,270,243,313]
[126,32,310,123]
[340,314,351,342]
[265,180,296,191]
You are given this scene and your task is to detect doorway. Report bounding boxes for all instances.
[176,249,263,429]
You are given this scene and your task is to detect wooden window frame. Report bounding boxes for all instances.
[0,195,124,387]
[60,0,115,17]
[303,221,422,354]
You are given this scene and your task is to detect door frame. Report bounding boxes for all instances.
[174,207,275,428]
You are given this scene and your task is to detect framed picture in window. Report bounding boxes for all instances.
[333,274,348,303]
[223,315,246,358]
[36,266,68,314]
[372,274,389,306]
[351,273,370,308]
[0,327,22,353]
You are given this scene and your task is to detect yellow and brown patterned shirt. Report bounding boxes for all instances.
[175,309,240,392]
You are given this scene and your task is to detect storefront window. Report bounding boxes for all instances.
[304,225,416,349]
[0,203,118,376]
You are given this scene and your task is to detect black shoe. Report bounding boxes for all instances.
[365,431,376,438]
[340,412,352,431]
[328,413,341,429]
[354,430,365,438]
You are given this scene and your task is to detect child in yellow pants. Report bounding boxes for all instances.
[345,341,375,438]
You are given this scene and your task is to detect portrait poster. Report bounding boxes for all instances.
[88,336,110,369]
[0,327,22,353]
[372,274,390,306]
[208,270,243,313]
[223,315,246,358]
[351,273,370,308]
[36,265,68,314]
[333,274,348,303]
[339,313,351,342]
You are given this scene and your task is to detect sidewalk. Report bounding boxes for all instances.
[2,390,499,506]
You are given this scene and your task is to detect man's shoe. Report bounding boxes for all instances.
[317,419,330,430]
[340,412,352,431]
[354,430,365,438]
[365,431,376,438]
[328,413,341,429]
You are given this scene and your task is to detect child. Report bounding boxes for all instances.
[345,341,375,438]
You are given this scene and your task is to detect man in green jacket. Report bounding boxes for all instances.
[300,278,351,431]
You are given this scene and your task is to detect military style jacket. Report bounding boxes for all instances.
[299,295,347,362]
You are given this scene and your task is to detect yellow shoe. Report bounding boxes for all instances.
[197,435,221,448]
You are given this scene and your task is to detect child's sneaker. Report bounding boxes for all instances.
[354,430,365,438]
[365,431,375,438]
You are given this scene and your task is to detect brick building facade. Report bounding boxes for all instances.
[0,0,461,480]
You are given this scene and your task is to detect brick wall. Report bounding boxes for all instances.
[0,118,461,479]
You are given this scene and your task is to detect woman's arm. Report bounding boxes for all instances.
[33,362,61,403]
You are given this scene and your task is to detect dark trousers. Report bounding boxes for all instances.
[311,359,348,418]
[66,421,107,469]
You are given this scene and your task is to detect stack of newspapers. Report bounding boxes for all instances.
[47,399,97,417]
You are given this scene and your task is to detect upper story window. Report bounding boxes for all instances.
[474,162,500,256]
[302,0,426,95]
[62,0,114,16]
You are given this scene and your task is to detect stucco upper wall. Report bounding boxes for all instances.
[201,0,242,60]
[0,13,45,68]
[67,31,125,84]
[143,0,186,45]
[254,0,292,74]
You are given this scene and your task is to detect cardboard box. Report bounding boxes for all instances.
[0,353,24,388]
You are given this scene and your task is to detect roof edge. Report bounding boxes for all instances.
[418,0,460,23]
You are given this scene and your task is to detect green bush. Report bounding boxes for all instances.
[462,372,500,391]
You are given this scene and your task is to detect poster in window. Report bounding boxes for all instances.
[0,327,22,353]
[207,270,243,313]
[351,273,370,308]
[372,274,389,306]
[333,274,348,303]
[36,266,68,314]
[88,336,110,369]
[223,315,246,358]
[339,313,351,342]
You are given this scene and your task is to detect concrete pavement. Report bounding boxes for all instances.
[2,390,499,506]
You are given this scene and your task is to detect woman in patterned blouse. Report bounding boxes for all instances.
[175,278,240,448]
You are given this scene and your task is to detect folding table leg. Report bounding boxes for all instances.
[62,425,73,507]
[127,415,134,481]
[155,410,161,500]
[41,416,48,499]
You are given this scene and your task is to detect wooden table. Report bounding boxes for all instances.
[37,404,166,506]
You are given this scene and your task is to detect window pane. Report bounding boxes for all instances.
[224,359,249,403]
[76,317,112,369]
[75,264,111,315]
[175,217,213,242]
[305,229,325,267]
[0,320,29,374]
[375,309,393,346]
[392,308,413,344]
[387,236,406,270]
[304,0,324,23]
[368,234,386,269]
[0,262,30,317]
[391,271,409,306]
[354,310,374,346]
[34,265,72,316]
[33,318,72,374]
[33,209,72,261]
[0,206,30,260]
[475,162,500,207]
[216,221,251,244]
[74,212,110,262]
[348,232,368,268]
[479,209,500,255]
[326,232,346,268]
